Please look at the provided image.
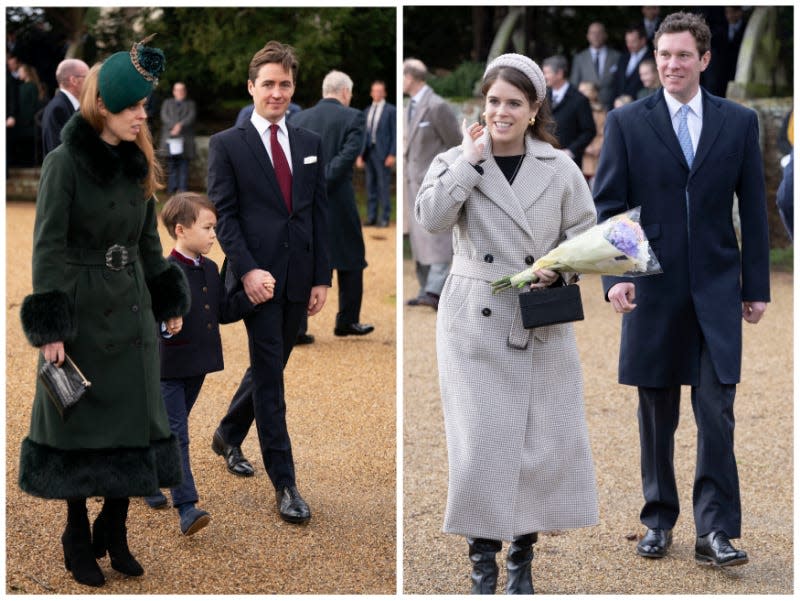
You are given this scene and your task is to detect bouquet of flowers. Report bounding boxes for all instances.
[490,207,662,294]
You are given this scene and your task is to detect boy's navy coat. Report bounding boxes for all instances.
[159,252,253,379]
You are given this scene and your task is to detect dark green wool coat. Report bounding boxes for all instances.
[18,113,190,499]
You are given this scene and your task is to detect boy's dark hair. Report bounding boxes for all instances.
[654,11,712,56]
[248,40,298,83]
[161,192,217,240]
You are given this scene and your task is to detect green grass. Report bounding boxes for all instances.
[770,245,793,272]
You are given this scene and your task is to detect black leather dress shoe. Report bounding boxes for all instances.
[636,528,672,558]
[406,292,439,310]
[295,333,315,345]
[334,323,375,336]
[211,430,254,477]
[276,485,311,524]
[695,531,748,567]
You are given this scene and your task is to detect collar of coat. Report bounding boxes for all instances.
[60,112,149,186]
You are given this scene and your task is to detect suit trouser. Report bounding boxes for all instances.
[637,341,741,538]
[218,298,306,489]
[335,268,364,328]
[415,261,450,297]
[161,375,205,506]
[364,146,392,222]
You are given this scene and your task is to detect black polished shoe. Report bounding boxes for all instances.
[406,292,439,310]
[295,333,315,345]
[276,485,311,524]
[695,531,748,567]
[211,430,254,477]
[636,528,672,558]
[334,323,375,337]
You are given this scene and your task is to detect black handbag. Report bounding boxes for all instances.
[38,353,91,420]
[518,283,584,329]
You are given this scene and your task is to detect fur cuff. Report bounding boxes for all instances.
[18,436,182,499]
[148,263,191,321]
[20,290,76,347]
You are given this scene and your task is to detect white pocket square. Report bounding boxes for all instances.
[419,121,431,128]
[304,155,317,164]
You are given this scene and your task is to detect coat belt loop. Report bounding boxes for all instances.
[507,302,530,349]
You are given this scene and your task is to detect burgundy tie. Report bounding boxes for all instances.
[269,123,292,213]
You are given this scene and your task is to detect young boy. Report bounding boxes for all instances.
[146,192,274,535]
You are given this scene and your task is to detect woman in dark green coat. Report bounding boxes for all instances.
[19,38,189,588]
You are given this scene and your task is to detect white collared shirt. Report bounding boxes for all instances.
[250,110,293,173]
[411,84,430,106]
[551,82,569,105]
[626,46,649,77]
[368,99,386,142]
[664,89,703,153]
[61,88,80,110]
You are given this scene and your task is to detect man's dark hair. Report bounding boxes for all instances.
[248,40,299,83]
[654,12,712,56]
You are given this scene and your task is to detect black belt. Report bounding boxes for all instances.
[66,244,139,271]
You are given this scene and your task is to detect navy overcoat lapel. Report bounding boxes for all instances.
[691,91,725,175]
[644,90,689,170]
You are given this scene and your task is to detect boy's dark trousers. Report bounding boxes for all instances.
[162,375,206,505]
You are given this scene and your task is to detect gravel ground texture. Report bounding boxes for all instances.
[5,201,396,594]
[403,259,793,595]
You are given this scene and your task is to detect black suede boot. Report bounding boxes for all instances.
[62,498,105,587]
[506,532,537,594]
[93,497,143,576]
[468,537,502,594]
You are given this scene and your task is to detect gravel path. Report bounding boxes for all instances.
[5,201,396,594]
[403,259,793,594]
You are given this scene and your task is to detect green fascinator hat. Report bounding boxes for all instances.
[99,34,165,113]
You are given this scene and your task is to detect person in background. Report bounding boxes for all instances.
[612,24,649,105]
[41,58,89,157]
[357,80,396,227]
[569,22,621,110]
[159,81,197,193]
[636,58,661,99]
[14,63,47,166]
[577,80,606,187]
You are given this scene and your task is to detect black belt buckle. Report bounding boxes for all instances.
[104,244,128,271]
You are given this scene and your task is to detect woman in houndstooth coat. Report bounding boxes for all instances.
[415,54,599,595]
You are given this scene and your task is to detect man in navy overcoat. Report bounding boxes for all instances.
[593,12,769,568]
[206,41,330,525]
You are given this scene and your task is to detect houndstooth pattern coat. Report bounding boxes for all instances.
[415,135,600,541]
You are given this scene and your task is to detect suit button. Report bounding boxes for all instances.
[484,254,494,263]
[525,255,535,265]
[204,304,210,311]
[207,323,213,330]
[202,286,208,293]
[131,304,139,313]
[482,308,491,317]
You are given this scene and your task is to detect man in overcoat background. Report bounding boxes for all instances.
[357,80,396,227]
[593,11,769,568]
[40,58,89,156]
[292,70,374,337]
[207,40,330,524]
[402,58,461,309]
[159,81,197,193]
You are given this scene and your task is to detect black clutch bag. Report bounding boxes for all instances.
[38,353,91,420]
[518,283,584,329]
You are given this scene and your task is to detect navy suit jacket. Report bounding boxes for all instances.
[549,85,596,167]
[207,119,331,304]
[361,101,396,161]
[159,253,253,379]
[612,52,646,104]
[41,90,76,156]
[593,88,770,387]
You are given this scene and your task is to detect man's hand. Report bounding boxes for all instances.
[170,123,182,136]
[42,341,65,366]
[307,285,328,317]
[742,301,767,324]
[355,156,365,169]
[608,282,637,313]
[243,269,275,304]
[384,154,396,168]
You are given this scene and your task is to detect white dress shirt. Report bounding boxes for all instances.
[626,46,649,77]
[664,89,703,153]
[367,99,386,143]
[61,88,80,110]
[551,82,569,106]
[250,110,293,173]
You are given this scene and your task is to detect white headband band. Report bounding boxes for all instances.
[484,53,547,101]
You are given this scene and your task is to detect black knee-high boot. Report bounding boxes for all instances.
[62,498,105,587]
[506,532,537,594]
[92,497,143,576]
[468,537,502,594]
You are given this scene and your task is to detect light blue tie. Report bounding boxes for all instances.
[677,104,694,167]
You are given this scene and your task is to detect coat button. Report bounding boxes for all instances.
[207,323,213,330]
[482,307,491,316]
[283,242,289,248]
[484,254,494,263]
[525,255,534,265]
[131,304,139,313]
[202,286,208,293]
[134,338,142,346]
[204,304,210,311]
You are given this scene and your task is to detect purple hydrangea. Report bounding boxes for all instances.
[606,219,641,258]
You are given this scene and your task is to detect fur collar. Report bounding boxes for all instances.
[60,113,149,186]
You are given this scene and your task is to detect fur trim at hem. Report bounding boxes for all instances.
[18,435,182,499]
[148,262,191,322]
[20,290,76,347]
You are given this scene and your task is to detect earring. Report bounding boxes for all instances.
[528,116,536,126]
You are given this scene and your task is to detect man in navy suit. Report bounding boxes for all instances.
[357,80,396,227]
[207,40,330,524]
[40,58,88,156]
[594,11,769,568]
[611,24,650,106]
